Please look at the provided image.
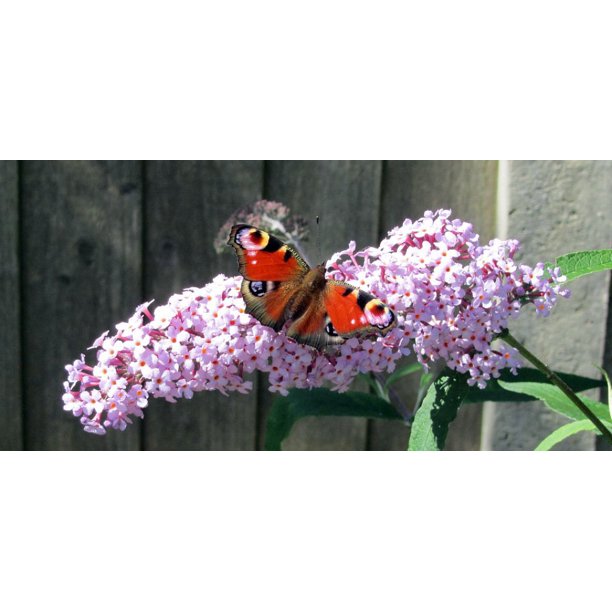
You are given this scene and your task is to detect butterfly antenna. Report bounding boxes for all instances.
[315,215,322,264]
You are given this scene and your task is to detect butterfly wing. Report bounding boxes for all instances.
[324,281,396,339]
[228,225,309,331]
[228,224,396,349]
[240,277,301,332]
[286,291,344,350]
[286,280,396,350]
[228,224,309,281]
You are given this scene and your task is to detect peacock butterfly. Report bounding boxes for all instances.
[227,224,396,350]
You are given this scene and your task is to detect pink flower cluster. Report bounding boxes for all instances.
[327,209,569,387]
[63,209,569,434]
[62,276,402,435]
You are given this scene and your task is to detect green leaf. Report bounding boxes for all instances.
[384,362,423,388]
[418,371,434,393]
[535,421,598,451]
[555,249,612,282]
[463,368,604,403]
[264,388,402,450]
[497,381,612,424]
[371,375,390,401]
[356,373,389,401]
[408,369,470,451]
[593,365,612,422]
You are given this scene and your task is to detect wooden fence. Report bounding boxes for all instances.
[1,159,567,450]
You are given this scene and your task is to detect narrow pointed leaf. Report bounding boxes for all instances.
[356,374,390,401]
[556,249,612,282]
[408,369,470,451]
[594,366,612,422]
[357,373,379,394]
[384,362,423,388]
[497,381,612,424]
[264,388,402,450]
[464,368,604,403]
[535,421,598,451]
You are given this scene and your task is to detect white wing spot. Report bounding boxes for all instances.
[350,318,356,325]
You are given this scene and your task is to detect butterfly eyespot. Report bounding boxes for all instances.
[367,301,386,314]
[325,320,338,337]
[249,281,266,297]
[237,228,269,251]
[364,300,395,329]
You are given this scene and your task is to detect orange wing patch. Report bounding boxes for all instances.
[325,282,396,337]
[240,278,298,331]
[286,299,344,350]
[228,225,308,282]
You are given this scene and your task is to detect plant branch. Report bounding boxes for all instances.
[499,330,612,444]
[372,372,412,423]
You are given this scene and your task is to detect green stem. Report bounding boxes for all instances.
[371,372,412,423]
[500,330,612,444]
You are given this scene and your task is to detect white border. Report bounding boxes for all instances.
[1,453,610,611]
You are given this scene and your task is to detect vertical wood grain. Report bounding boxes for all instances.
[13,160,503,451]
[21,161,143,450]
[375,161,498,450]
[143,161,263,450]
[263,161,383,450]
[0,162,22,449]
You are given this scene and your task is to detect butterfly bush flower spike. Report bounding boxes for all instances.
[327,209,569,387]
[63,208,568,434]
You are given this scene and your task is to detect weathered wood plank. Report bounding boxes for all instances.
[0,162,22,450]
[380,161,497,235]
[22,161,143,450]
[263,161,383,450]
[143,161,263,450]
[374,161,498,450]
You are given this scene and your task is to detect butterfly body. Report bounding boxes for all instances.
[228,224,396,350]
